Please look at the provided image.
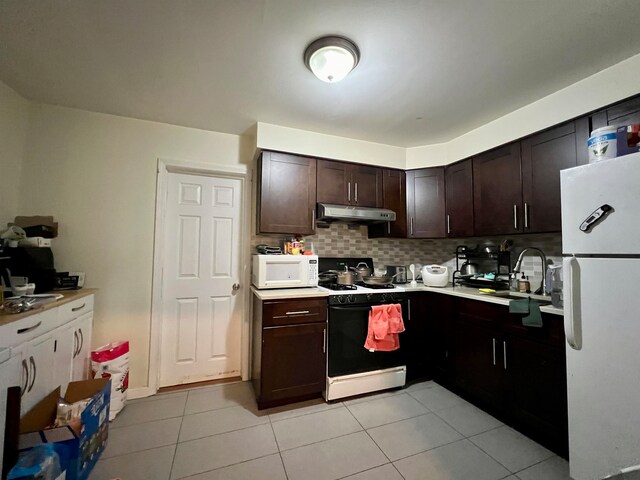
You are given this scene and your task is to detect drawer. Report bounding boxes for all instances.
[0,308,58,348]
[58,295,94,325]
[262,297,327,327]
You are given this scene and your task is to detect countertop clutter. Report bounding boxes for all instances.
[0,288,97,326]
[251,284,563,316]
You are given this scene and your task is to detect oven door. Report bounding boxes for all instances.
[328,301,407,377]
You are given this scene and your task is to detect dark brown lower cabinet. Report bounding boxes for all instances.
[432,296,567,457]
[252,296,327,409]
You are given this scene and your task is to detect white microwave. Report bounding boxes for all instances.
[252,254,319,289]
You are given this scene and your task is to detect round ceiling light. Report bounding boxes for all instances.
[303,36,360,83]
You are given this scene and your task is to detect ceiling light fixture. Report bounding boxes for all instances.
[304,35,360,83]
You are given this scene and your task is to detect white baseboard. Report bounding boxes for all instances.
[128,386,157,400]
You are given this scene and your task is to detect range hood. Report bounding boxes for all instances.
[316,203,397,224]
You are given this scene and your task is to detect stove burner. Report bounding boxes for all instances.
[322,283,358,291]
[355,282,395,289]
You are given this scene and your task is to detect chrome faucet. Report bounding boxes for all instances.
[512,247,548,295]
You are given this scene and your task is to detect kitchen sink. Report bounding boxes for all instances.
[490,291,553,306]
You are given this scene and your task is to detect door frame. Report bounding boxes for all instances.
[147,158,250,396]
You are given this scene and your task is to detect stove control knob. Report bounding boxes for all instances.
[348,295,356,303]
[338,296,345,304]
[380,294,387,302]
[366,293,373,302]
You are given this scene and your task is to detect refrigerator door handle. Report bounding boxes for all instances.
[563,256,582,350]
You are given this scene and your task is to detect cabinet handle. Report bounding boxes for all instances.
[492,338,496,366]
[73,330,79,358]
[347,182,351,203]
[503,341,507,370]
[17,321,42,334]
[72,303,86,312]
[285,310,310,315]
[513,205,518,229]
[387,222,391,235]
[447,214,451,234]
[21,360,28,397]
[354,183,358,204]
[323,328,327,354]
[410,217,414,236]
[28,356,36,392]
[408,299,411,320]
[311,208,315,230]
[78,328,84,356]
[524,203,529,229]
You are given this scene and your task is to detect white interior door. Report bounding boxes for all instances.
[160,172,243,387]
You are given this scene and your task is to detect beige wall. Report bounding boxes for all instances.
[408,52,640,168]
[20,104,249,389]
[0,81,30,228]
[256,122,406,169]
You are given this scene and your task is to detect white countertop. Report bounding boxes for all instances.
[251,286,329,300]
[251,284,563,316]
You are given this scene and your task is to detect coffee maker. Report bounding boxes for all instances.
[3,247,56,293]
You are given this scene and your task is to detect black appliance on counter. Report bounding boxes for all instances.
[319,257,409,401]
[2,247,56,293]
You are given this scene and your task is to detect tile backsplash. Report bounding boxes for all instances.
[253,223,562,290]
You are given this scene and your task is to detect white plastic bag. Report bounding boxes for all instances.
[91,341,129,421]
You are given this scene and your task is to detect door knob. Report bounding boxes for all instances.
[232,283,240,291]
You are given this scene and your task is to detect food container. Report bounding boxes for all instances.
[588,126,618,163]
[421,265,449,287]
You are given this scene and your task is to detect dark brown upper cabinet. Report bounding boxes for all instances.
[368,168,407,238]
[258,151,316,235]
[406,167,446,238]
[316,159,382,208]
[444,159,474,237]
[591,95,640,131]
[473,144,523,236]
[521,121,583,233]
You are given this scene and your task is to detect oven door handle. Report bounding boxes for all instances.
[329,306,372,312]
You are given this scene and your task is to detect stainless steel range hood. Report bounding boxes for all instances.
[316,203,397,224]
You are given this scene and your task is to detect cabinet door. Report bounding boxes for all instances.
[425,294,454,382]
[504,336,568,456]
[606,96,640,127]
[316,159,351,205]
[53,323,76,394]
[0,354,21,476]
[260,323,326,403]
[368,169,407,238]
[445,159,474,237]
[258,151,317,235]
[21,334,55,414]
[406,167,446,238]
[521,122,579,233]
[72,313,93,381]
[473,144,523,235]
[452,321,503,412]
[351,164,383,208]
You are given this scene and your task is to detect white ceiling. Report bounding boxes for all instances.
[1,0,640,147]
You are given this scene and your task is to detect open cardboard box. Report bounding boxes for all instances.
[18,378,110,480]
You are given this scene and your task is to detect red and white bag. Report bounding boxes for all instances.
[91,341,129,421]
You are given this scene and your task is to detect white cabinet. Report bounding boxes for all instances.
[0,351,21,474]
[72,312,92,381]
[0,293,94,415]
[19,333,56,414]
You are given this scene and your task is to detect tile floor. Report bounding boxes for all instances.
[89,380,571,480]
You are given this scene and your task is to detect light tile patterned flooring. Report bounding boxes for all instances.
[89,380,571,480]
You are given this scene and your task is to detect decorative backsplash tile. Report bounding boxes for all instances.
[252,222,562,289]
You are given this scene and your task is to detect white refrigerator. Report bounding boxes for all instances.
[561,152,640,480]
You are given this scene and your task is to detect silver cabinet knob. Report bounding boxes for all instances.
[232,283,241,291]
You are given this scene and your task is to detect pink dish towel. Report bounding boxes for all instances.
[364,303,405,352]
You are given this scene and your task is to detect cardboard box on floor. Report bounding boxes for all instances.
[18,378,111,480]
